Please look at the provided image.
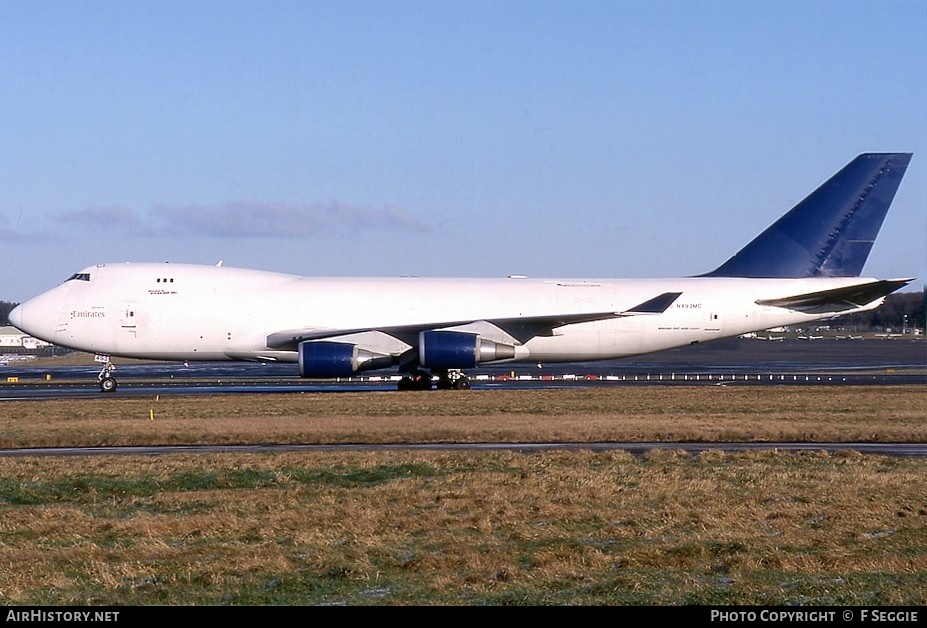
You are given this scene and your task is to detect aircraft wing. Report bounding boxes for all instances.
[265,292,683,350]
[755,279,912,313]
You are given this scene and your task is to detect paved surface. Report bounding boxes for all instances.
[1,338,923,399]
[3,442,927,459]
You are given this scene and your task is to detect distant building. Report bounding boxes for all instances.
[0,326,52,350]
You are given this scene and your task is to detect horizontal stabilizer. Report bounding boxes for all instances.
[755,279,912,312]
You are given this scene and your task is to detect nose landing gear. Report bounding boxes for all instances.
[96,355,117,393]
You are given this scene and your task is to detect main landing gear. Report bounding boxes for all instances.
[96,355,117,393]
[397,369,471,391]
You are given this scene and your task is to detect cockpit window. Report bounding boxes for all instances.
[66,273,91,282]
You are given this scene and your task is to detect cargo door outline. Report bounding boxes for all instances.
[120,303,138,338]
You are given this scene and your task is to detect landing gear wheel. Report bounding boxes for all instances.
[96,356,117,394]
[397,370,432,391]
[430,369,472,391]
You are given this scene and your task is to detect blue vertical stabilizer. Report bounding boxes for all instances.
[704,153,912,278]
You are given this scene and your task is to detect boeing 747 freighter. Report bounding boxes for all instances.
[9,153,913,391]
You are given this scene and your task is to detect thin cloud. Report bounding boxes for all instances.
[57,205,149,235]
[0,213,58,243]
[53,201,430,239]
[151,201,429,237]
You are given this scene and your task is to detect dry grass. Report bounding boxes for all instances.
[1,449,926,605]
[0,385,925,605]
[1,386,925,448]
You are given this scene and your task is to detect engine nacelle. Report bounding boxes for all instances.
[298,341,389,378]
[419,331,516,369]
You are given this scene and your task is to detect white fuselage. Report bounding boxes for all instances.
[11,262,882,366]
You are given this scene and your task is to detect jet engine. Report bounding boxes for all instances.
[418,331,515,369]
[298,341,391,378]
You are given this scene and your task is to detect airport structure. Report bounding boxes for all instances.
[0,326,51,351]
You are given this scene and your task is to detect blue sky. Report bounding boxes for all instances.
[2,0,924,302]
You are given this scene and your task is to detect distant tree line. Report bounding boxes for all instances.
[1,292,924,331]
[830,290,926,332]
[0,301,16,327]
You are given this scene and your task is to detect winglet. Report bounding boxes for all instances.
[704,153,912,278]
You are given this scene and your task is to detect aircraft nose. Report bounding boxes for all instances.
[8,303,23,330]
[7,289,66,343]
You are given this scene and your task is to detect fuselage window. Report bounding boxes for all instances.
[66,273,91,282]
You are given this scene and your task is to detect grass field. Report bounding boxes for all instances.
[1,385,925,605]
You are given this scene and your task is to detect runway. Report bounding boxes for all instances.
[1,337,924,399]
[3,441,927,458]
